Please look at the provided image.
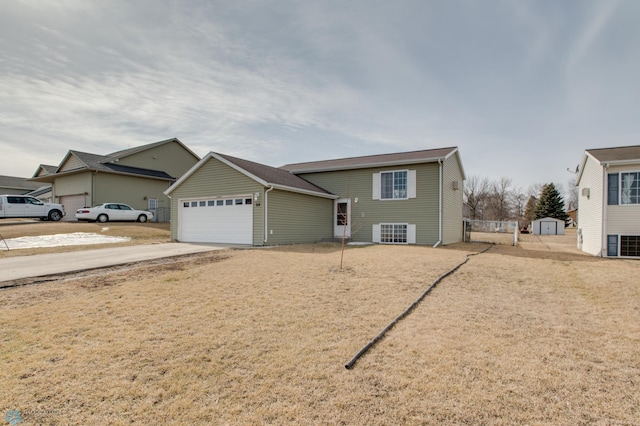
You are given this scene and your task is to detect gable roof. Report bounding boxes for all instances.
[30,138,192,183]
[105,137,200,163]
[32,164,58,178]
[586,145,640,163]
[281,147,461,174]
[0,175,44,191]
[166,152,336,199]
[576,145,640,185]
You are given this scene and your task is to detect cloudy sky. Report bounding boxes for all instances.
[1,0,639,195]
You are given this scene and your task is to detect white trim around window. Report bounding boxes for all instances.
[608,234,640,257]
[372,170,416,200]
[372,223,416,244]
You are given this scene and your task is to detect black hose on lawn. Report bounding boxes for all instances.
[344,245,493,370]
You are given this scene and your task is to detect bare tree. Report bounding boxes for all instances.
[510,189,527,222]
[566,178,579,211]
[463,175,490,220]
[486,177,513,221]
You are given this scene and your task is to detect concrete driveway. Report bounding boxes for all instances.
[0,243,226,283]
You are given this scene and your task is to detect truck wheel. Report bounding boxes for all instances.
[48,210,63,221]
[97,214,109,223]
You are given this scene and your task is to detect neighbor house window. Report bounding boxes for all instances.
[225,199,233,206]
[380,224,408,244]
[620,172,640,205]
[620,236,640,257]
[208,200,215,206]
[608,173,619,205]
[607,235,618,257]
[381,171,408,199]
[217,200,224,206]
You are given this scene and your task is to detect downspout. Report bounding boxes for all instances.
[433,159,443,247]
[263,185,274,244]
[602,164,608,257]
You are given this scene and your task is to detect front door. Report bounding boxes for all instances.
[334,199,351,238]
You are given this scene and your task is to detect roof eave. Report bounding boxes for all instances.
[269,184,338,199]
[288,156,448,174]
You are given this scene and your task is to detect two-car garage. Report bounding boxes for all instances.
[178,195,254,244]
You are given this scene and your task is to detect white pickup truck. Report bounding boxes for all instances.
[0,194,66,221]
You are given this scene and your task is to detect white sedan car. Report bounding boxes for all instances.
[76,203,153,223]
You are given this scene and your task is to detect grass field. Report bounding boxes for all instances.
[1,224,639,424]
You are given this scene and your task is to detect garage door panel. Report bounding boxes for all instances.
[60,194,86,222]
[179,197,253,244]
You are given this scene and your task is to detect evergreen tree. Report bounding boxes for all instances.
[534,183,569,221]
[523,195,537,225]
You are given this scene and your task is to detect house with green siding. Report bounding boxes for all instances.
[165,147,465,246]
[31,138,200,222]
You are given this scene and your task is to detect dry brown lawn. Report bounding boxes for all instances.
[0,222,170,257]
[0,225,639,424]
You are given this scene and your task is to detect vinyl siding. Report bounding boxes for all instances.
[167,156,264,243]
[117,141,199,179]
[442,153,464,244]
[93,173,171,212]
[577,155,604,255]
[265,189,333,245]
[59,154,85,172]
[53,173,92,200]
[298,162,440,244]
[605,163,640,237]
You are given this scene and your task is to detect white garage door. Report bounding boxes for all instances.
[179,196,253,244]
[60,194,87,221]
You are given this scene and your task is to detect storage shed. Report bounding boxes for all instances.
[532,217,566,235]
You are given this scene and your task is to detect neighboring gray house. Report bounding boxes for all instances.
[0,175,49,195]
[31,138,200,222]
[165,147,465,246]
[576,145,640,257]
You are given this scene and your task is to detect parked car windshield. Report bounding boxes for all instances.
[26,197,43,205]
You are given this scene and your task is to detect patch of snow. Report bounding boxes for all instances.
[347,242,373,246]
[2,233,131,250]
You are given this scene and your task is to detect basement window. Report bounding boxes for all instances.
[380,224,408,244]
[620,236,640,257]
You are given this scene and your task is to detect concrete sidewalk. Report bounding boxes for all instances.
[0,243,226,282]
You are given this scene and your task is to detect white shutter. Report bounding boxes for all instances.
[372,224,381,243]
[372,173,381,200]
[407,224,416,244]
[408,170,416,199]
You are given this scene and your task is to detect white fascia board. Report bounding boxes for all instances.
[289,157,447,174]
[575,152,594,186]
[165,152,216,196]
[270,184,339,199]
[444,147,466,181]
[211,153,270,187]
[164,152,334,199]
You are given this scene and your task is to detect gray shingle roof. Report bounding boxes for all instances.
[587,145,640,163]
[0,175,44,190]
[281,147,458,173]
[217,153,332,195]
